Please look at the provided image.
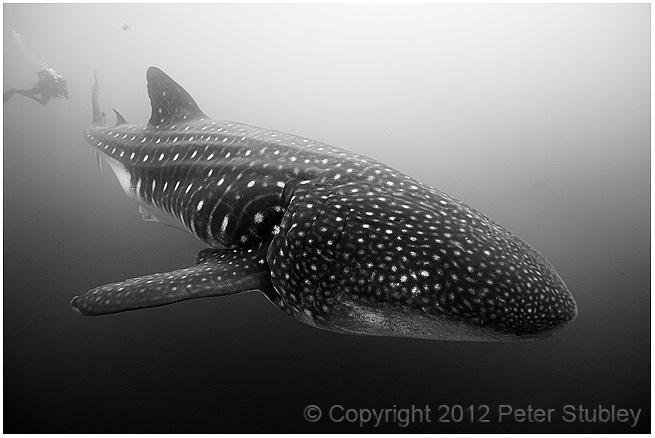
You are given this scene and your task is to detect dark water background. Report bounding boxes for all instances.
[3,4,650,433]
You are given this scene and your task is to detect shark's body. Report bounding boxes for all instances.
[71,67,577,341]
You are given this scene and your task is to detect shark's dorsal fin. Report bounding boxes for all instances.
[147,66,207,126]
[112,108,128,126]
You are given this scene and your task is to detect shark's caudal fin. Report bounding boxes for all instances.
[92,70,104,173]
[71,244,273,316]
[91,69,105,126]
[146,67,207,126]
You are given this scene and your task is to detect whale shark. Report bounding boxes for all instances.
[71,67,577,341]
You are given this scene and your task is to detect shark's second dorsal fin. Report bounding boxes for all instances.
[113,108,128,126]
[147,67,207,126]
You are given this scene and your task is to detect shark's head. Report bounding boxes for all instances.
[267,179,577,342]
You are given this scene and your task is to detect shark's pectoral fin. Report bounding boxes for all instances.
[71,243,273,316]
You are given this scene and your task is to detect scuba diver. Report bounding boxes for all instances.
[4,68,70,105]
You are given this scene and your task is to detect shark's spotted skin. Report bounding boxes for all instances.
[267,181,574,338]
[72,67,577,341]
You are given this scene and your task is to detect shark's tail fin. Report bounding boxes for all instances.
[92,69,105,173]
[91,69,105,126]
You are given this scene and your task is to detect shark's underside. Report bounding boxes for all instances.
[71,67,577,341]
